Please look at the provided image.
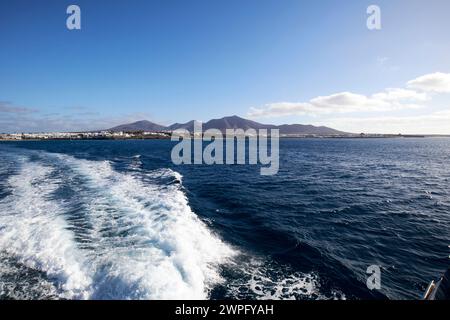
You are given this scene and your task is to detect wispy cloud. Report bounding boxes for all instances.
[247,72,448,118]
[376,56,400,72]
[0,103,154,133]
[0,101,38,114]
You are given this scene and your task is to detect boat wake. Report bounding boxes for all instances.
[0,149,235,299]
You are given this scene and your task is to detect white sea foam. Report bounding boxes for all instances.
[223,258,345,300]
[0,253,60,299]
[0,151,235,299]
[0,161,91,299]
[67,157,235,299]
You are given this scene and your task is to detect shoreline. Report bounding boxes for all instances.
[1,135,449,142]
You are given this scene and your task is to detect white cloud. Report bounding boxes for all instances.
[371,88,428,102]
[248,72,450,119]
[248,88,427,118]
[407,72,450,93]
[315,110,450,135]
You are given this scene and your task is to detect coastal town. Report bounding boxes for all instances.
[0,130,172,141]
[0,130,429,141]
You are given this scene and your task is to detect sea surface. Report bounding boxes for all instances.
[0,138,449,300]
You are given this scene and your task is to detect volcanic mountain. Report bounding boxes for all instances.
[108,120,167,132]
[108,115,347,135]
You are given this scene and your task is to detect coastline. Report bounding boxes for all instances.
[2,134,449,142]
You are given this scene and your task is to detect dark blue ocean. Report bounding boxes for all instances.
[0,139,449,300]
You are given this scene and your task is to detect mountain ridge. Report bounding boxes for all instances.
[108,115,348,135]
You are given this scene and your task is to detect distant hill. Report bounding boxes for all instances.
[107,115,347,135]
[108,120,167,132]
[167,120,198,132]
[203,115,269,131]
[276,124,345,135]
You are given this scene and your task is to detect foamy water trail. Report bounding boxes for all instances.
[62,155,235,299]
[0,161,91,299]
[0,150,235,299]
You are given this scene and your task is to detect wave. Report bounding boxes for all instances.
[0,150,235,299]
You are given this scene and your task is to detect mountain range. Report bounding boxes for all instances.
[107,115,347,135]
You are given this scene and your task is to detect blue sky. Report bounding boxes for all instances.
[0,0,449,133]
